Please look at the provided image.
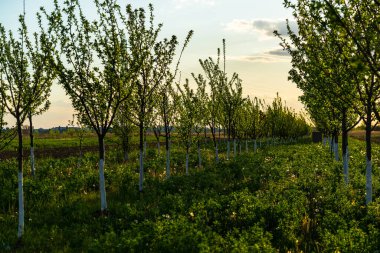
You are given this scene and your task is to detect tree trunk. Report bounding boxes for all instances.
[245,139,248,153]
[218,126,221,145]
[365,109,372,204]
[17,120,24,239]
[29,114,35,176]
[254,139,257,153]
[98,134,107,212]
[342,110,349,184]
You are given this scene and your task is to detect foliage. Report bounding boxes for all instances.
[2,137,380,251]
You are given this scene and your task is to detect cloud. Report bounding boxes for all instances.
[228,48,290,63]
[266,48,290,56]
[224,19,298,40]
[173,0,215,9]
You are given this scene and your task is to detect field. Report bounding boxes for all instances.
[1,134,380,252]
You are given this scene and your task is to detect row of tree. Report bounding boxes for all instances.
[276,0,379,204]
[0,0,309,239]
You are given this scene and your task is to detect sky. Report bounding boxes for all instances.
[0,0,303,128]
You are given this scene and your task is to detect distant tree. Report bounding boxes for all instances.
[192,47,224,163]
[193,79,207,168]
[247,97,263,152]
[236,97,263,152]
[28,98,50,176]
[113,101,134,162]
[177,79,199,175]
[0,13,56,239]
[44,0,135,212]
[158,76,177,178]
[68,113,86,165]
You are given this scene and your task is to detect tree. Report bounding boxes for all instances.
[44,0,135,211]
[177,79,199,175]
[248,97,264,151]
[322,0,380,204]
[192,47,224,163]
[68,113,87,166]
[217,40,244,160]
[238,97,263,152]
[113,100,135,162]
[158,76,177,178]
[28,95,50,176]
[0,13,56,239]
[276,0,362,183]
[126,3,192,190]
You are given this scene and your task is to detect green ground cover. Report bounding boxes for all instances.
[1,138,380,252]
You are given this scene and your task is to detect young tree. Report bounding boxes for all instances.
[126,4,192,190]
[44,0,135,211]
[177,79,199,175]
[276,0,363,183]
[113,101,134,162]
[322,0,380,204]
[192,45,227,163]
[156,72,178,178]
[0,13,56,239]
[68,113,87,165]
[193,79,207,168]
[28,98,50,176]
[151,111,163,155]
[248,97,264,152]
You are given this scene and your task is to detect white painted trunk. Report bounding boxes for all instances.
[366,158,372,204]
[31,147,35,176]
[157,142,160,155]
[323,137,327,146]
[17,171,24,239]
[99,159,107,211]
[166,145,171,178]
[239,141,242,154]
[254,139,257,153]
[186,152,189,175]
[227,141,230,160]
[139,150,144,192]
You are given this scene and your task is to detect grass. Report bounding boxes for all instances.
[1,136,380,251]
